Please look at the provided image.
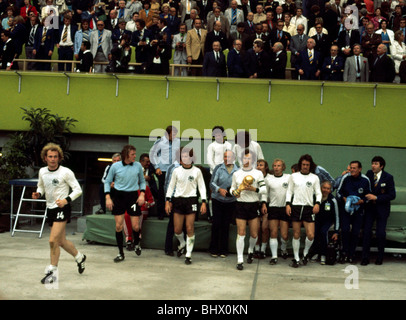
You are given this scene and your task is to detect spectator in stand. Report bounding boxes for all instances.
[0,29,17,70]
[74,19,93,60]
[172,23,188,76]
[25,12,40,70]
[343,43,370,82]
[20,0,39,21]
[375,20,394,54]
[290,7,308,35]
[296,38,322,80]
[361,22,382,65]
[390,30,406,83]
[371,7,386,30]
[90,19,112,73]
[227,39,245,78]
[33,17,55,71]
[205,20,228,53]
[283,13,296,36]
[321,44,344,81]
[126,12,140,32]
[2,7,15,31]
[270,41,287,79]
[56,13,77,72]
[369,43,396,82]
[186,18,207,76]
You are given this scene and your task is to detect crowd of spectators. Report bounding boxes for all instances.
[0,0,405,82]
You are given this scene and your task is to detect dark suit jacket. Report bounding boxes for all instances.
[202,50,227,77]
[204,31,229,53]
[166,15,181,36]
[244,49,271,78]
[361,33,382,61]
[33,26,56,53]
[365,169,396,216]
[269,29,291,51]
[270,50,287,79]
[0,38,16,69]
[131,28,154,63]
[370,54,396,83]
[227,48,245,78]
[295,48,322,80]
[57,24,78,45]
[311,33,330,59]
[321,55,344,81]
[337,29,361,57]
[10,23,27,55]
[111,28,132,44]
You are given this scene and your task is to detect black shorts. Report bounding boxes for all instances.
[172,197,198,215]
[47,205,71,226]
[268,206,290,222]
[290,205,315,222]
[235,202,259,221]
[112,190,142,216]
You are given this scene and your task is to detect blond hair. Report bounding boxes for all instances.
[41,143,64,163]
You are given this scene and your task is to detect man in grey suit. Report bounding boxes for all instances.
[343,44,369,82]
[179,0,198,23]
[225,0,244,39]
[289,24,308,79]
[90,20,113,73]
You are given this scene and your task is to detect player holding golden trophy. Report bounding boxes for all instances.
[232,175,254,197]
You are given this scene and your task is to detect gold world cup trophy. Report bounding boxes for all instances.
[232,175,254,197]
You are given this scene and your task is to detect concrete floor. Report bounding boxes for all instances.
[1,218,406,301]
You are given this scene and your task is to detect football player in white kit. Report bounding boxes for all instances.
[32,143,85,284]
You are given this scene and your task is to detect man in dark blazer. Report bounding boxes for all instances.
[56,15,78,72]
[269,19,291,51]
[321,44,344,81]
[337,26,361,58]
[270,41,286,78]
[227,38,245,77]
[202,40,227,77]
[361,23,382,66]
[311,22,330,60]
[370,44,396,83]
[205,20,229,53]
[112,18,132,44]
[296,38,322,80]
[244,38,271,78]
[166,6,181,36]
[0,30,16,70]
[131,18,154,73]
[362,156,396,266]
[33,20,56,71]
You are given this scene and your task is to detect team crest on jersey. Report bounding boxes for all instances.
[358,188,364,194]
[52,178,59,186]
[306,181,312,187]
[282,182,288,189]
[188,176,194,182]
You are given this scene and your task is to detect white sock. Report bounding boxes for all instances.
[269,238,278,258]
[260,242,267,253]
[292,238,300,261]
[46,265,57,274]
[281,238,287,252]
[304,237,314,257]
[186,235,195,258]
[175,232,186,249]
[249,236,258,254]
[74,252,84,263]
[236,235,245,263]
[254,244,260,252]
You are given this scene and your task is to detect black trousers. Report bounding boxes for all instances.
[157,173,166,219]
[209,199,235,255]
